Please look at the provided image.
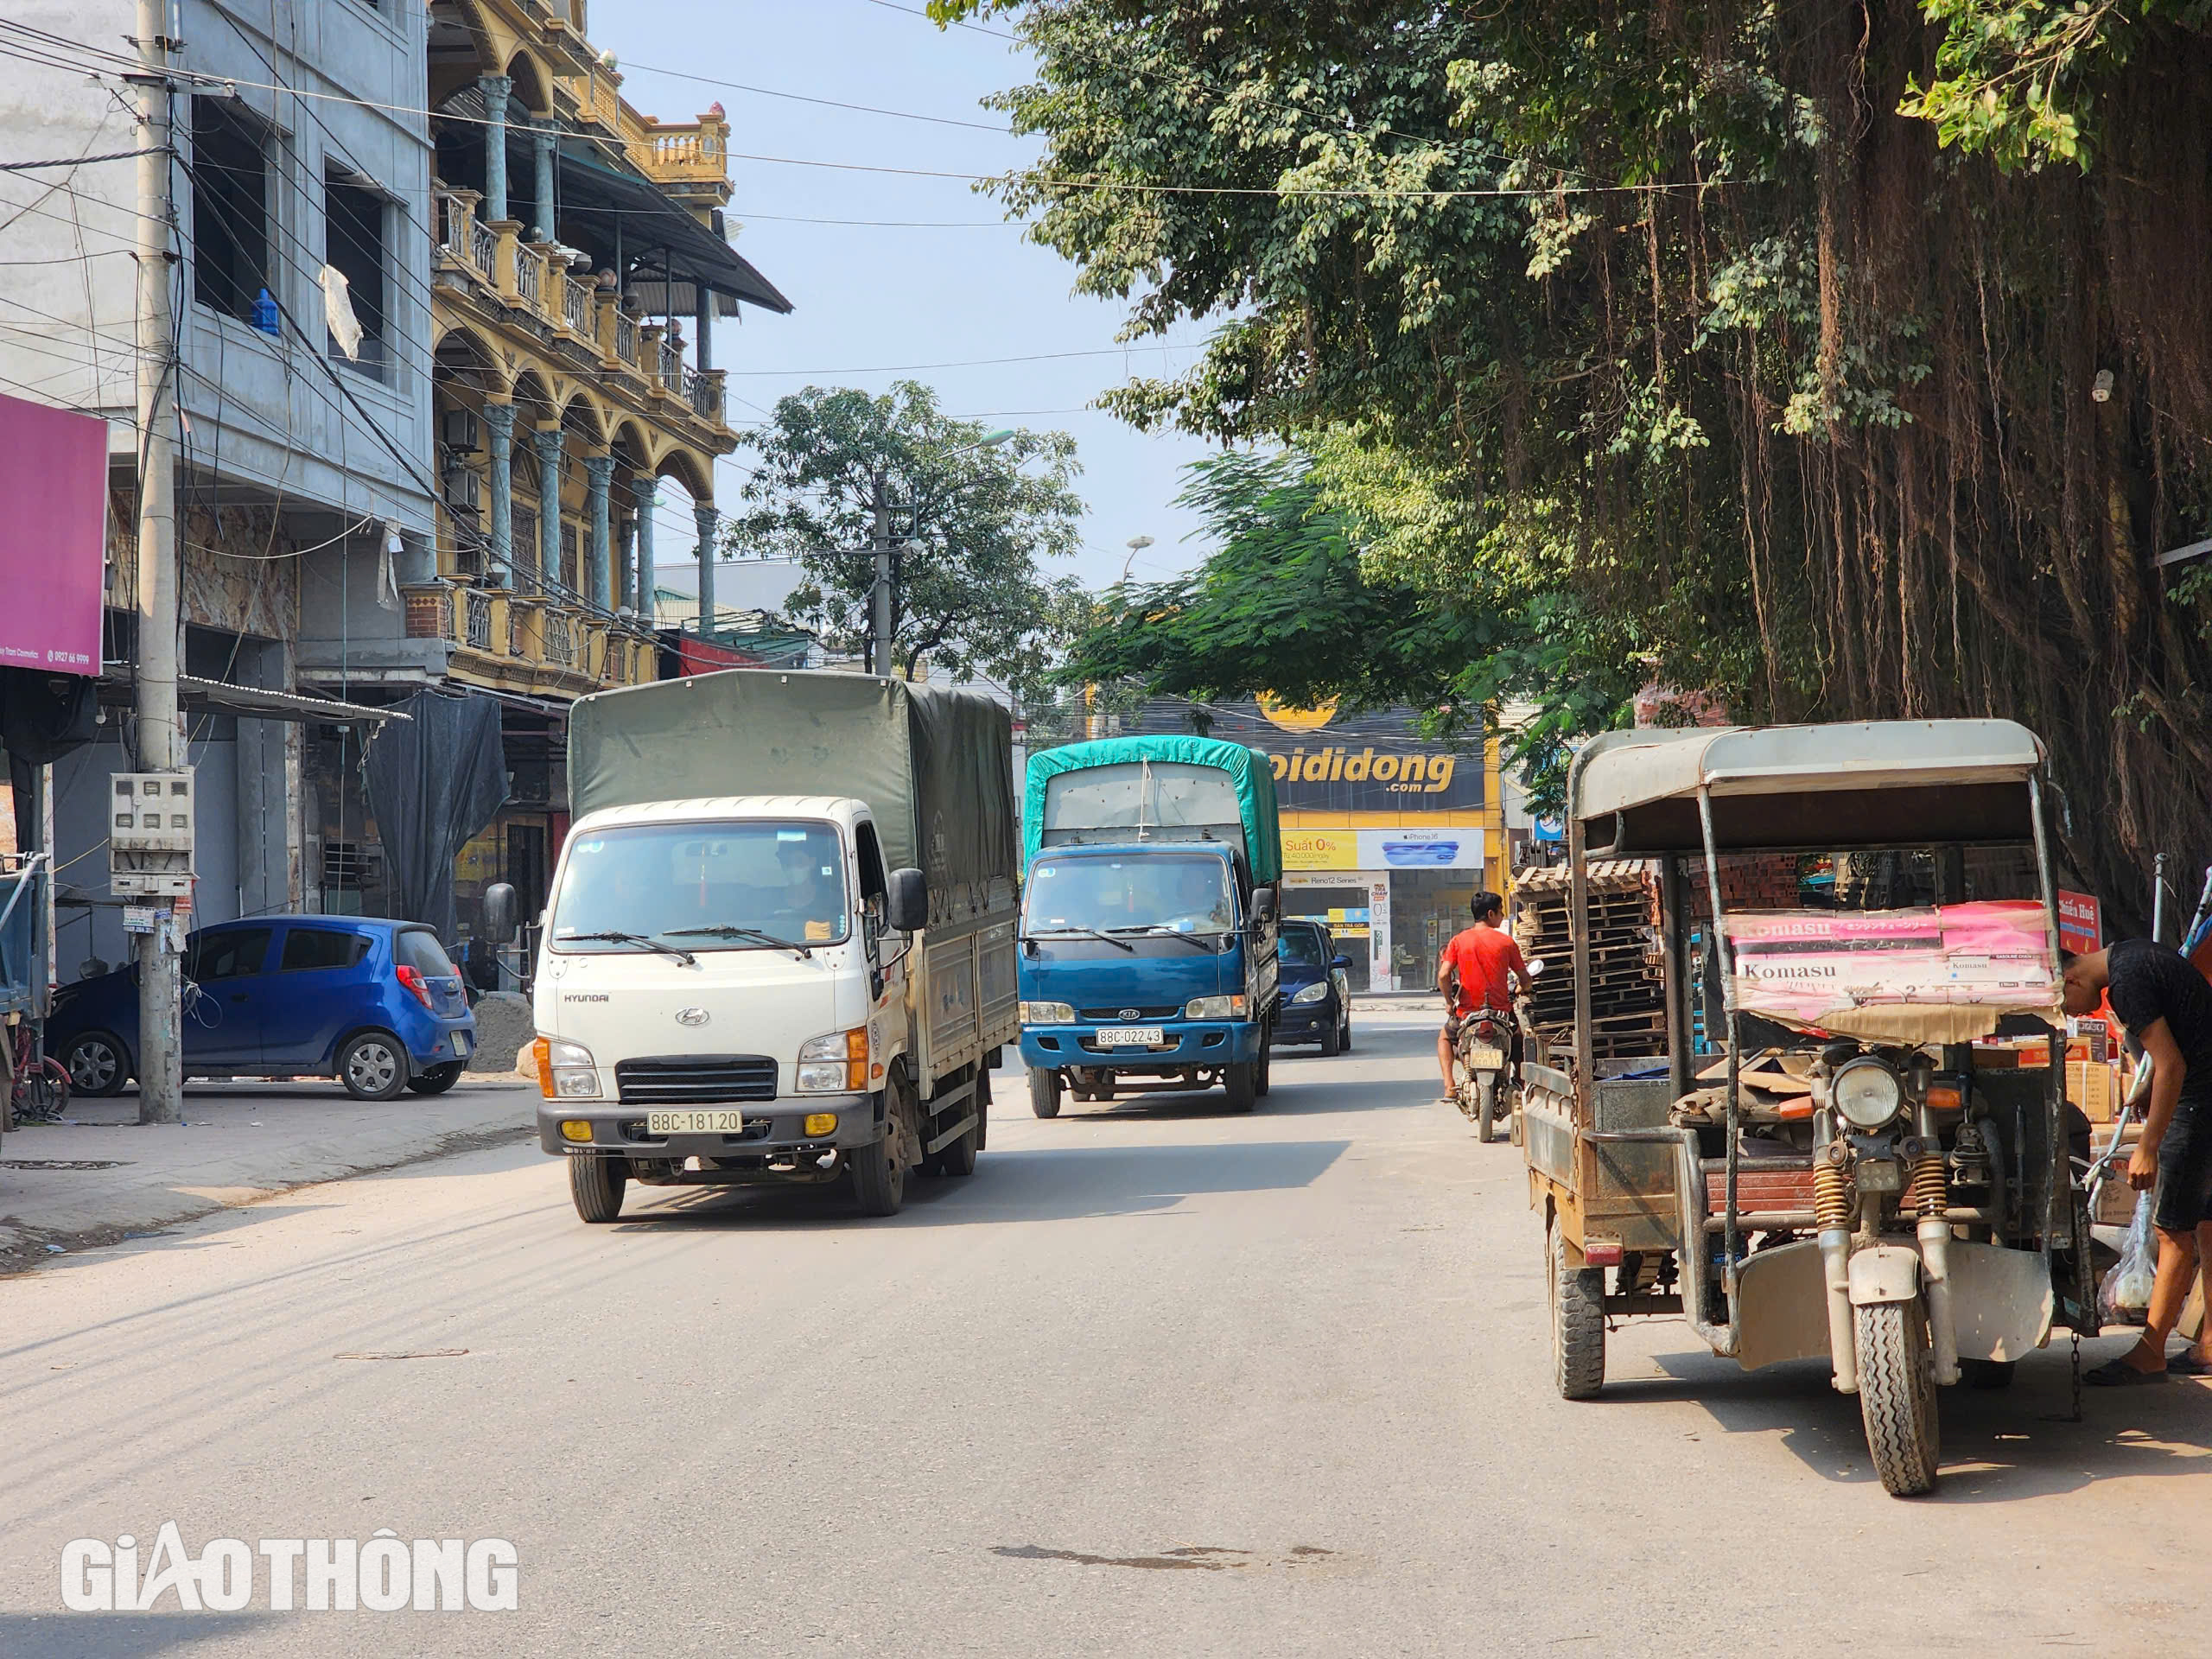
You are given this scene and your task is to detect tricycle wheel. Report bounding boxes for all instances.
[1549,1216,1606,1400]
[1028,1066,1062,1118]
[1856,1300,1941,1496]
[1477,1074,1499,1142]
[569,1154,626,1224]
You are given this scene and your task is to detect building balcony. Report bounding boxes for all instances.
[403,580,657,697]
[431,186,733,434]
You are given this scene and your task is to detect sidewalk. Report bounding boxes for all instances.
[0,1077,537,1274]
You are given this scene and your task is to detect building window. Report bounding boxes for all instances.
[561,521,580,593]
[324,168,388,375]
[192,99,271,324]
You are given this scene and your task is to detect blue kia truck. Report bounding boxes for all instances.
[1017,737,1282,1116]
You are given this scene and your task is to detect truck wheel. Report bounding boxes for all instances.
[849,1134,907,1217]
[1549,1216,1606,1400]
[1255,1033,1272,1097]
[569,1155,626,1224]
[1477,1074,1499,1142]
[1856,1300,1941,1496]
[1028,1066,1062,1119]
[1222,1060,1256,1114]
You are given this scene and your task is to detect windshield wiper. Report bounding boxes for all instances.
[1105,925,1218,951]
[563,931,696,966]
[664,925,812,959]
[1026,926,1136,952]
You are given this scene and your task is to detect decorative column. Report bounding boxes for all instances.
[694,501,719,634]
[582,452,614,612]
[532,122,556,243]
[480,75,512,223]
[616,504,637,615]
[483,399,515,586]
[633,478,658,620]
[531,424,563,586]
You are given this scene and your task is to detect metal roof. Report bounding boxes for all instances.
[1572,720,2045,821]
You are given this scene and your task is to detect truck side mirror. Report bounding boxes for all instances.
[482,882,519,945]
[887,867,928,932]
[1252,887,1277,924]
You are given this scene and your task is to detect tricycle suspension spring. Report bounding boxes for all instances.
[1813,1152,1852,1230]
[1908,1151,1948,1218]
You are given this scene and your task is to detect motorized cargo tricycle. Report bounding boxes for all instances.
[1522,720,2095,1496]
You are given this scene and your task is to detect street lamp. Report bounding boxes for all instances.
[1122,534,1154,584]
[871,429,1018,677]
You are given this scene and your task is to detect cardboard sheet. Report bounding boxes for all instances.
[1725,900,2061,1043]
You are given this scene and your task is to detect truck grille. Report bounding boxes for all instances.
[1077,1004,1181,1020]
[614,1056,779,1105]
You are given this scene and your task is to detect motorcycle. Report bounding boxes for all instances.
[1453,957,1544,1143]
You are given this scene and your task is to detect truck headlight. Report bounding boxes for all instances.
[1184,994,1249,1020]
[1020,1001,1075,1025]
[1291,982,1330,1004]
[1832,1057,1904,1130]
[798,1028,868,1092]
[535,1036,599,1100]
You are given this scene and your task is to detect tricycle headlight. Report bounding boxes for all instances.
[1020,1001,1075,1025]
[1291,982,1330,1004]
[1832,1058,1904,1130]
[1184,994,1249,1020]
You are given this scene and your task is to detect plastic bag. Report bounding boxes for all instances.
[2100,1192,2158,1322]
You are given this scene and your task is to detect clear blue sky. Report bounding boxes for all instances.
[601,0,1220,592]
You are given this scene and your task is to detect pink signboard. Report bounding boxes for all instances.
[1726,901,2057,1037]
[0,391,106,676]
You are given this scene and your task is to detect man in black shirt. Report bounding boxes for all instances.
[2063,939,2212,1381]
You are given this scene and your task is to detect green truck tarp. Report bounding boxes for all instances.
[1022,735,1282,884]
[569,671,1017,895]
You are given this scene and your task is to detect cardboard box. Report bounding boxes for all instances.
[2068,1059,2116,1122]
[2065,1018,2110,1065]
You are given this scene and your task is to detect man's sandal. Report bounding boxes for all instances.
[2085,1357,2171,1386]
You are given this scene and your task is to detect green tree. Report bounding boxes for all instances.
[927,0,2212,926]
[1063,448,1640,813]
[729,382,1089,696]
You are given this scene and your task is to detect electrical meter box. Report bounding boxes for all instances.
[110,771,195,896]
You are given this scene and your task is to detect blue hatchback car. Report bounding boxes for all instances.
[1272,919,1353,1056]
[48,917,476,1100]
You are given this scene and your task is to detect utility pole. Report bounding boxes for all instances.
[870,467,893,677]
[130,0,184,1124]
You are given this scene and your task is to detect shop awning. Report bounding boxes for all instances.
[99,674,410,725]
[556,143,794,315]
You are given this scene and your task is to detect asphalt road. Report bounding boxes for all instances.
[3,1017,2206,1657]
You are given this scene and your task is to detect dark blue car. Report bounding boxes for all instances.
[1272,919,1352,1057]
[48,917,476,1101]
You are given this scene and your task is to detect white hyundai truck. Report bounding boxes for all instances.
[523,671,1019,1221]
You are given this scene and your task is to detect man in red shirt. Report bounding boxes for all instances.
[1436,890,1529,1096]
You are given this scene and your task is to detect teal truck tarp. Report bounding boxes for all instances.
[569,670,1017,896]
[1023,735,1281,884]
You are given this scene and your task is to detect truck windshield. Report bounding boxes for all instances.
[1025,853,1235,935]
[550,822,848,953]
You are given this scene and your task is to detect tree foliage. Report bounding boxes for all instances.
[932,0,2212,926]
[729,383,1088,697]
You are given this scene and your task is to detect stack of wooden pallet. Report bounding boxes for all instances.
[1513,861,1668,1060]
